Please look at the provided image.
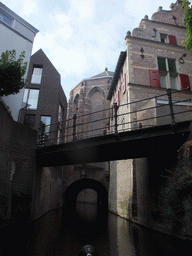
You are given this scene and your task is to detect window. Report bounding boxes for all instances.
[0,11,13,26]
[23,89,39,109]
[149,58,190,91]
[158,57,177,89]
[31,66,43,84]
[122,73,126,94]
[160,33,167,43]
[74,94,79,113]
[160,34,177,45]
[40,116,51,135]
[58,104,63,123]
[116,91,120,106]
[39,116,51,145]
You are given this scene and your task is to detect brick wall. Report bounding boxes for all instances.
[0,100,37,223]
[32,166,63,220]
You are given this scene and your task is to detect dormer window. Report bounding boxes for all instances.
[160,33,177,45]
[160,33,167,43]
[0,11,13,26]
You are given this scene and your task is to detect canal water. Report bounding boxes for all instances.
[0,207,192,256]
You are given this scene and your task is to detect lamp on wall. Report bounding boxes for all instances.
[178,53,187,64]
[140,47,144,59]
[80,164,87,178]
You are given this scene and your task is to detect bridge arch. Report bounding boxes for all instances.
[63,178,108,234]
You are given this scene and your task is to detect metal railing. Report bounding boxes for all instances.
[37,89,192,147]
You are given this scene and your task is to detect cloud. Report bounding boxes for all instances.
[32,33,55,53]
[56,14,71,25]
[21,0,37,16]
[5,0,174,99]
[124,0,171,21]
[71,0,96,20]
[51,46,88,74]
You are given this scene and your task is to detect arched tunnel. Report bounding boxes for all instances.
[63,178,108,238]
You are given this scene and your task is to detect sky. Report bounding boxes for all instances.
[5,0,172,100]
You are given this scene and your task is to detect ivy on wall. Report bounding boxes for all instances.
[0,49,27,97]
[183,0,192,52]
[161,140,192,233]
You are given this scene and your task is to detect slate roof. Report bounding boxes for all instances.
[89,70,114,79]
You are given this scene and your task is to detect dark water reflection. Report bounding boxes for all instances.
[0,208,192,256]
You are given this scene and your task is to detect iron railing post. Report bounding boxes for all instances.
[73,114,77,141]
[37,126,41,147]
[114,102,119,134]
[167,89,175,125]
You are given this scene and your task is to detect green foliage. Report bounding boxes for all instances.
[161,146,192,232]
[183,1,192,52]
[0,49,27,97]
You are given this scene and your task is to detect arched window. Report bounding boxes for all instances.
[74,94,79,113]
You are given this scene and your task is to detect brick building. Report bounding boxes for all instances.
[17,49,68,220]
[64,69,114,192]
[67,69,114,141]
[19,49,67,145]
[1,48,67,223]
[107,0,192,232]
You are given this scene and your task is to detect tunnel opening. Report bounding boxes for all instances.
[63,179,108,238]
[76,188,98,223]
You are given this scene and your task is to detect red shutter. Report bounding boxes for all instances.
[149,70,160,87]
[169,35,177,45]
[122,74,126,94]
[180,74,190,91]
[116,91,120,106]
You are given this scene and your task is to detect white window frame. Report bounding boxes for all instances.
[31,67,43,84]
[160,33,168,43]
[158,57,178,90]
[23,88,39,109]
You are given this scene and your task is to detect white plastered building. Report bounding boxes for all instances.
[0,2,38,121]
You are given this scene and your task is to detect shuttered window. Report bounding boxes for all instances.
[160,34,177,45]
[111,104,113,120]
[180,74,191,91]
[156,57,177,89]
[122,74,126,94]
[168,35,177,45]
[116,91,120,106]
[149,70,160,87]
